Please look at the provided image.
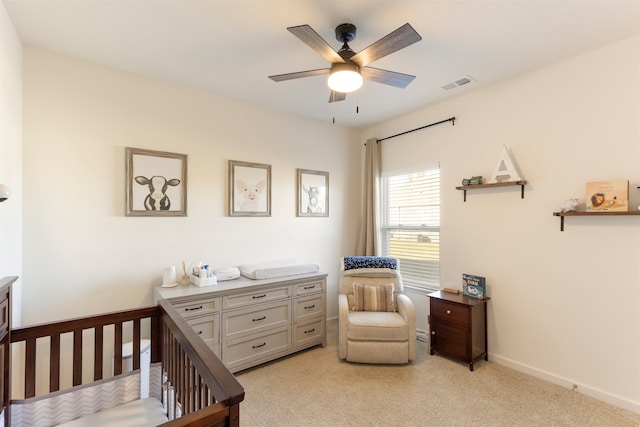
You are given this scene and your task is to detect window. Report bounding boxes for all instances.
[380,168,440,289]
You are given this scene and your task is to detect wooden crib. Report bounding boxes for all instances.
[0,276,245,426]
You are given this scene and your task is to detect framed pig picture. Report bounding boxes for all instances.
[229,160,271,217]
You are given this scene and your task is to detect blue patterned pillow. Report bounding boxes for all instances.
[343,256,397,271]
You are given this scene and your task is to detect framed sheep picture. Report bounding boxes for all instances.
[297,169,329,217]
[125,147,187,217]
[229,160,271,217]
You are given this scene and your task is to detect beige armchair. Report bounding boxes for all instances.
[338,257,416,364]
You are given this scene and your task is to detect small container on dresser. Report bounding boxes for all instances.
[428,290,489,371]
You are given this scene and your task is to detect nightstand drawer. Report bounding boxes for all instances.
[430,299,469,325]
[431,319,466,359]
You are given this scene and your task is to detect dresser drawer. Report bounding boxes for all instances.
[223,286,290,310]
[294,294,324,322]
[294,318,324,349]
[223,300,291,340]
[293,280,324,296]
[173,297,220,317]
[430,299,469,325]
[185,314,219,345]
[223,327,291,372]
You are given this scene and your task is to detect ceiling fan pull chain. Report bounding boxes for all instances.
[332,91,336,124]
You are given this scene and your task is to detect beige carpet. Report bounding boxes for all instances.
[235,320,639,426]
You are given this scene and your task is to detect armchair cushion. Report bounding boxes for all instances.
[347,311,409,342]
[352,283,395,312]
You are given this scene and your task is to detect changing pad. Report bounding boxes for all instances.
[239,259,320,280]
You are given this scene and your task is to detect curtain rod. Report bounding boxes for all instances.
[377,116,456,142]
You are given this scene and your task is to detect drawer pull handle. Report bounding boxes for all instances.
[432,331,436,335]
[446,309,452,315]
[304,328,315,334]
[185,306,203,312]
[304,285,316,290]
[253,316,266,322]
[197,331,203,335]
[252,342,266,349]
[252,294,267,299]
[304,305,315,310]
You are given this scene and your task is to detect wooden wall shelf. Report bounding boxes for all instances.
[456,180,527,202]
[553,211,640,231]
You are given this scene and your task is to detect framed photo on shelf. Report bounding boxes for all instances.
[229,160,271,217]
[125,147,187,217]
[297,169,329,217]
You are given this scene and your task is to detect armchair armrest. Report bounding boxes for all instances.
[396,294,417,361]
[338,294,349,359]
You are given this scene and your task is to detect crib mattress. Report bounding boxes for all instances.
[239,259,319,280]
[56,398,168,427]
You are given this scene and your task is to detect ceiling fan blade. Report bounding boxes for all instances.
[361,67,416,88]
[328,91,347,103]
[269,68,330,82]
[287,25,344,64]
[350,23,422,67]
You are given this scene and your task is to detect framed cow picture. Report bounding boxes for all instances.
[297,169,329,217]
[125,147,187,217]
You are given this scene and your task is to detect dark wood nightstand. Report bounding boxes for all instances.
[428,290,489,371]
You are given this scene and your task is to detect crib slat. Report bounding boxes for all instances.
[133,319,141,371]
[73,329,82,386]
[151,314,161,363]
[94,326,103,381]
[25,338,36,398]
[114,321,123,375]
[50,333,60,392]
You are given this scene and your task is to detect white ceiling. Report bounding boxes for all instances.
[4,0,640,128]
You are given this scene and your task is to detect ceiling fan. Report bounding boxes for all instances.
[268,23,422,103]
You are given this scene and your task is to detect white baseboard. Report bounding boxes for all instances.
[490,353,640,414]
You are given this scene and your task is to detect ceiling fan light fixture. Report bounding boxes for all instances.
[328,63,362,93]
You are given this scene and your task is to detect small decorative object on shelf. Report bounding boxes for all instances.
[559,198,579,212]
[461,176,483,186]
[489,145,523,184]
[586,179,629,212]
[462,273,486,299]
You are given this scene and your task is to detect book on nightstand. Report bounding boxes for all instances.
[462,274,486,299]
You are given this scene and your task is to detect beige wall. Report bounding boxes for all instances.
[363,35,640,412]
[11,21,640,413]
[22,48,361,323]
[0,2,23,326]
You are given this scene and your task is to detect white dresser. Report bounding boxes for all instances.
[154,272,327,373]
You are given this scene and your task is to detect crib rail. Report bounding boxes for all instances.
[9,301,244,426]
[157,299,244,426]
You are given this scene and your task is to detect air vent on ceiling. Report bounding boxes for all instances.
[441,75,476,91]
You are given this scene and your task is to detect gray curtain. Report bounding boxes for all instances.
[356,138,381,256]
